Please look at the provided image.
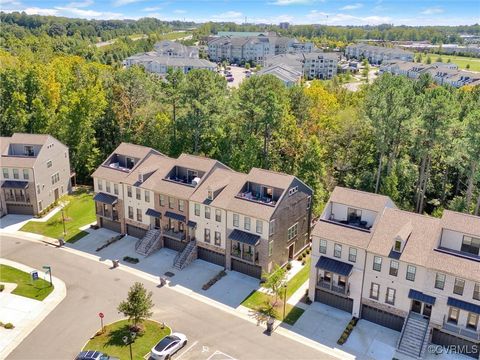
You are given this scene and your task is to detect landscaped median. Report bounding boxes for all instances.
[20,188,96,243]
[241,254,311,326]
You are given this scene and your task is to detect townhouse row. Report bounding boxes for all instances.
[345,43,414,64]
[0,133,72,217]
[309,187,479,358]
[92,143,313,278]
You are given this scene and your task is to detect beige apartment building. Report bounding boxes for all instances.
[0,133,71,216]
[309,187,479,359]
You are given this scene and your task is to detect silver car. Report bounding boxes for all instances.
[150,333,187,360]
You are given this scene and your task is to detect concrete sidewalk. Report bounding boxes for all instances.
[0,258,66,359]
[0,207,62,232]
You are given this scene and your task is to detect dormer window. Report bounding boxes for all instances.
[394,240,402,252]
[126,157,135,169]
[24,145,34,157]
[347,208,362,223]
[207,188,214,201]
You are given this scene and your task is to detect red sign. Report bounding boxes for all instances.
[99,312,104,318]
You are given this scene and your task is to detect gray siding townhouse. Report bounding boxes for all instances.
[265,52,339,80]
[0,133,71,216]
[345,43,414,64]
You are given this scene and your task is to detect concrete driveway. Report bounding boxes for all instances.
[69,228,259,308]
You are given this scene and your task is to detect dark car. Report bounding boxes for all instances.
[75,351,119,360]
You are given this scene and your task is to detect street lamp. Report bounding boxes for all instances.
[122,331,136,360]
[58,200,68,245]
[283,282,287,321]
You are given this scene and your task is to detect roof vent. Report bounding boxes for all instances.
[138,173,144,183]
[207,187,214,200]
[192,177,201,187]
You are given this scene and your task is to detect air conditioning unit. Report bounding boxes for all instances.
[138,173,143,183]
[191,177,201,186]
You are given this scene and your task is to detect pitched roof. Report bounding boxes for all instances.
[441,210,480,237]
[329,186,393,213]
[312,219,375,249]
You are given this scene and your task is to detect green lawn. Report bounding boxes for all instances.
[286,257,311,299]
[415,52,480,72]
[0,264,53,300]
[84,319,170,360]
[20,189,95,243]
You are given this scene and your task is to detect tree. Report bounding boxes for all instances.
[262,265,287,306]
[162,68,185,145]
[117,282,154,330]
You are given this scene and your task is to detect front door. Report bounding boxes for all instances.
[423,304,432,318]
[288,244,294,260]
[154,217,160,229]
[411,300,422,314]
[54,188,59,201]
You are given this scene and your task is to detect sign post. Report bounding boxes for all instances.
[99,312,104,333]
[42,265,52,285]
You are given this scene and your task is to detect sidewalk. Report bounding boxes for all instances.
[0,258,66,359]
[0,207,62,232]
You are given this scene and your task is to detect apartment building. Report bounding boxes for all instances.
[309,187,479,358]
[153,40,199,58]
[345,43,414,64]
[256,64,302,87]
[264,52,339,80]
[0,133,71,216]
[92,143,313,278]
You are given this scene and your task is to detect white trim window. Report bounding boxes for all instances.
[334,244,342,258]
[406,265,416,282]
[319,239,327,254]
[370,283,379,300]
[287,223,298,240]
[233,213,239,227]
[194,203,200,216]
[373,256,382,272]
[256,220,263,234]
[348,247,357,262]
[435,273,445,290]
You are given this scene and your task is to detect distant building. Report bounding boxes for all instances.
[279,22,290,29]
[257,64,302,86]
[345,44,414,64]
[153,40,199,58]
[265,52,339,80]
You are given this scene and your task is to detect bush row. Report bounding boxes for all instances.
[202,270,227,290]
[337,317,358,345]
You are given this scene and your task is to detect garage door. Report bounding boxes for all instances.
[231,259,262,279]
[126,224,147,239]
[164,237,187,252]
[197,247,225,267]
[432,329,479,359]
[361,304,404,331]
[101,218,121,233]
[6,204,34,215]
[315,289,353,313]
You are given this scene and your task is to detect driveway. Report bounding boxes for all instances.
[69,228,259,307]
[224,65,248,88]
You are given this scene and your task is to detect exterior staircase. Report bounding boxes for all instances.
[173,240,197,270]
[397,312,430,359]
[135,229,161,256]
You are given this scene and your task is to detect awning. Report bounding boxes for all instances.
[228,229,260,246]
[146,208,161,217]
[1,180,28,189]
[408,289,436,305]
[93,192,118,205]
[164,211,186,222]
[187,220,197,228]
[447,297,480,315]
[315,256,353,276]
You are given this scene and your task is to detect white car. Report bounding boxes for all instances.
[150,333,187,360]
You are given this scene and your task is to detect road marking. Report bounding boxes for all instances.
[175,340,199,360]
[206,350,237,360]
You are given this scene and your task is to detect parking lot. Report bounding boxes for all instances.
[222,65,249,88]
[173,341,237,360]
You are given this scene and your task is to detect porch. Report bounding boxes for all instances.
[229,229,260,264]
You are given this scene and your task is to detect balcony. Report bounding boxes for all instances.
[231,246,258,264]
[96,208,118,221]
[163,228,186,241]
[321,217,372,232]
[5,194,30,204]
[442,316,480,341]
[317,278,350,296]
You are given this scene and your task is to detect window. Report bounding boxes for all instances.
[435,273,445,290]
[215,209,221,222]
[103,181,109,193]
[370,283,380,300]
[256,220,263,234]
[448,307,459,325]
[51,173,60,185]
[269,219,275,235]
[269,241,273,256]
[205,206,211,219]
[319,239,327,254]
[114,184,118,195]
[334,244,342,258]
[37,184,40,194]
[347,207,362,222]
[38,201,43,211]
[136,208,142,222]
[23,169,29,180]
[159,194,165,206]
[453,278,465,295]
[12,169,19,179]
[2,168,8,179]
[204,229,211,243]
[386,288,396,305]
[46,160,52,168]
[214,231,221,246]
[169,197,174,209]
[389,260,399,277]
[244,217,251,231]
[307,196,311,209]
[126,157,135,169]
[461,235,480,256]
[373,256,382,272]
[406,265,416,281]
[287,223,298,240]
[127,186,132,197]
[467,313,478,330]
[145,190,150,202]
[128,206,134,219]
[474,283,480,301]
[179,200,184,212]
[233,213,239,227]
[349,247,357,262]
[288,186,298,196]
[136,188,141,200]
[194,204,200,216]
[24,145,34,156]
[394,240,402,252]
[207,189,214,200]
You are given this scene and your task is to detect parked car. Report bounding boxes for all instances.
[75,351,119,360]
[150,333,187,360]
[227,77,234,82]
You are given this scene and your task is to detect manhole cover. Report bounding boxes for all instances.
[164,272,175,277]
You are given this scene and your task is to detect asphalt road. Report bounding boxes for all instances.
[1,235,335,360]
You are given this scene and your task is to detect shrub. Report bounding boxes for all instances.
[286,263,292,270]
[302,260,306,265]
[123,256,139,264]
[297,255,302,261]
[4,323,14,329]
[347,324,353,331]
[0,284,4,292]
[302,253,307,258]
[306,249,310,254]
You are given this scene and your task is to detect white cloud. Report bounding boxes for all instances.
[142,6,161,11]
[173,9,186,14]
[340,3,363,11]
[322,13,391,25]
[1,0,22,6]
[420,7,444,15]
[112,0,144,7]
[211,10,244,22]
[21,7,60,16]
[54,6,124,19]
[66,0,94,8]
[269,0,320,5]
[306,9,329,20]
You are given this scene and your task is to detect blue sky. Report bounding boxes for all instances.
[1,0,478,26]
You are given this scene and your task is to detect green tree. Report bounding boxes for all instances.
[162,68,185,146]
[262,265,287,306]
[117,282,154,329]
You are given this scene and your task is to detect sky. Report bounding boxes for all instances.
[1,0,478,26]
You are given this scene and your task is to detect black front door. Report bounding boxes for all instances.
[154,217,160,229]
[423,304,432,318]
[411,300,422,314]
[288,244,294,260]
